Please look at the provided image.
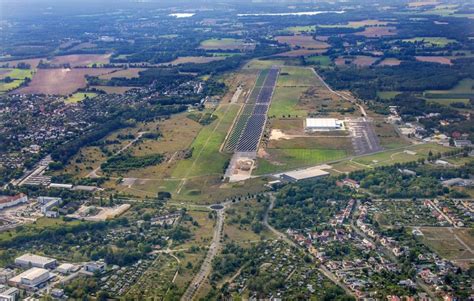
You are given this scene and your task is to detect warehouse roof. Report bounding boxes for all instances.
[16,253,56,265]
[305,118,341,128]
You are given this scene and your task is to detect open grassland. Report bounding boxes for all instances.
[352,143,451,167]
[277,66,317,87]
[99,68,145,79]
[402,37,457,46]
[64,92,97,103]
[199,38,255,51]
[377,91,401,99]
[16,68,117,95]
[275,35,329,49]
[172,103,239,180]
[305,55,332,66]
[255,148,347,175]
[269,86,308,117]
[419,227,474,264]
[244,59,288,69]
[169,56,225,65]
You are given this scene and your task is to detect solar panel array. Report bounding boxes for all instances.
[234,68,279,152]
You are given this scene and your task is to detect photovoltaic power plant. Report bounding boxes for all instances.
[224,67,279,153]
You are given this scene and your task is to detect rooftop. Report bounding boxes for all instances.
[16,253,56,265]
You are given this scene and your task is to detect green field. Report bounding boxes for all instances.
[277,66,316,87]
[305,55,331,66]
[172,103,239,178]
[285,25,316,33]
[424,78,474,99]
[254,148,347,175]
[0,68,34,93]
[401,37,457,46]
[377,91,401,100]
[352,143,452,167]
[268,86,308,118]
[199,38,249,50]
[65,92,98,103]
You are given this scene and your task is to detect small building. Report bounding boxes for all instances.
[0,286,19,301]
[0,269,15,284]
[84,262,106,274]
[39,198,61,215]
[15,254,57,269]
[48,183,73,189]
[454,140,472,148]
[0,194,28,210]
[8,268,51,289]
[56,263,75,275]
[51,288,64,298]
[305,118,343,132]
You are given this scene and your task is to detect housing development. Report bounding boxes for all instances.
[0,0,473,300]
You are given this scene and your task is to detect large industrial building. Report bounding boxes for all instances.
[305,118,343,132]
[8,268,51,289]
[15,254,57,269]
[0,194,28,210]
[274,165,330,182]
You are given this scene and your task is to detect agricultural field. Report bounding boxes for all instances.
[274,35,329,49]
[424,78,474,99]
[15,68,117,95]
[0,57,45,68]
[90,85,140,94]
[284,25,316,34]
[415,56,452,65]
[49,54,111,67]
[169,56,225,65]
[335,55,378,67]
[275,49,326,57]
[401,37,457,46]
[199,38,255,51]
[98,68,146,79]
[64,92,98,103]
[377,58,401,66]
[305,55,332,66]
[355,26,397,37]
[0,68,34,93]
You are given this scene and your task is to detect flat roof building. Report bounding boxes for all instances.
[15,254,57,269]
[0,194,28,210]
[275,165,330,182]
[305,118,343,132]
[8,268,51,289]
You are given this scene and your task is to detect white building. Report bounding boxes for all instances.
[305,118,343,132]
[15,254,57,269]
[8,268,51,289]
[0,285,19,301]
[57,263,75,274]
[0,194,28,210]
